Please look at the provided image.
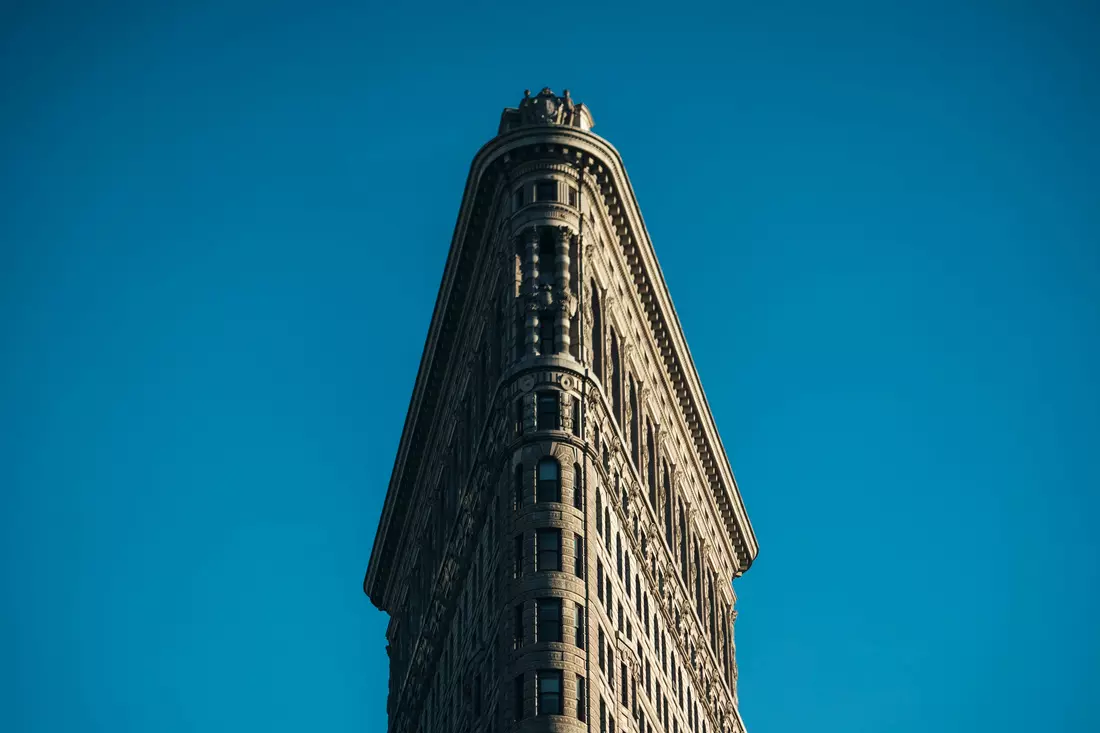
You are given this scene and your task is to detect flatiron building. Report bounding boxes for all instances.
[364,88,758,733]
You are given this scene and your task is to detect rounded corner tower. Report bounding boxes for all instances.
[364,88,758,733]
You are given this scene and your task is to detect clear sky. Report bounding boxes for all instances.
[2,1,1098,731]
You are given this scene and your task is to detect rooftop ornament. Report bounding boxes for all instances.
[499,87,594,134]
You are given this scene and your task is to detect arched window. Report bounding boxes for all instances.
[610,330,622,423]
[591,281,603,382]
[514,464,525,511]
[537,458,561,503]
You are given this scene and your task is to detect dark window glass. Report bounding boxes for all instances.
[537,458,561,502]
[514,464,524,510]
[514,534,523,578]
[572,399,581,437]
[515,397,524,433]
[535,180,557,202]
[577,675,587,721]
[598,626,605,670]
[574,534,585,578]
[568,186,578,206]
[539,313,556,355]
[536,528,561,571]
[514,187,524,211]
[537,392,559,430]
[576,602,586,648]
[537,598,562,642]
[573,463,583,509]
[538,670,563,715]
[514,603,524,648]
[514,674,524,720]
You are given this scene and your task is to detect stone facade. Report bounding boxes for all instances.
[364,89,758,733]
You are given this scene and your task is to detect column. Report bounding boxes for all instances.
[523,227,540,357]
[555,226,572,358]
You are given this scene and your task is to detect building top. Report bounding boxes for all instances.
[498,87,594,135]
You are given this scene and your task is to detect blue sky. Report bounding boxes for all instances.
[2,1,1097,731]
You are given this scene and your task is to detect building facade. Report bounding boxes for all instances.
[364,88,758,733]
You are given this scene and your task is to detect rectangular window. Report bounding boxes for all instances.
[576,603,586,648]
[568,186,578,206]
[536,392,559,430]
[539,314,556,355]
[574,534,585,578]
[513,187,524,211]
[608,647,615,690]
[537,669,563,715]
[622,663,629,706]
[577,675,587,721]
[514,534,523,578]
[572,465,583,509]
[537,598,562,643]
[572,399,581,437]
[600,698,607,733]
[596,560,604,603]
[514,603,524,648]
[514,674,524,720]
[535,180,557,202]
[598,626,606,670]
[536,528,561,571]
[515,397,524,434]
[537,459,560,503]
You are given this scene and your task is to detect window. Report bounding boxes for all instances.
[577,675,587,721]
[514,187,524,211]
[537,392,559,430]
[515,396,525,435]
[598,626,606,670]
[514,464,524,510]
[537,598,562,643]
[514,603,524,648]
[573,463,583,509]
[576,603,586,648]
[574,534,585,578]
[514,534,523,578]
[514,674,524,720]
[539,314,556,355]
[535,180,557,202]
[536,528,561,571]
[622,663,629,706]
[537,458,561,503]
[616,533,623,577]
[595,489,603,534]
[568,186,578,206]
[600,698,607,733]
[572,399,581,437]
[537,669,562,715]
[596,561,604,603]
